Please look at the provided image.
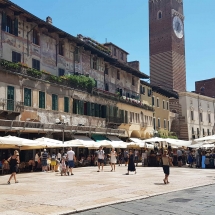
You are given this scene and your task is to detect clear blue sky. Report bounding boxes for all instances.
[12,0,215,92]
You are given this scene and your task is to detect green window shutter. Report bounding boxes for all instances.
[64,97,69,112]
[125,111,127,123]
[87,102,91,116]
[14,18,18,36]
[24,88,31,107]
[2,12,6,31]
[52,94,58,111]
[78,100,84,115]
[39,91,45,109]
[91,103,95,117]
[73,99,77,114]
[7,86,14,111]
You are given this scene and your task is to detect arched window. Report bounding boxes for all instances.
[157,11,162,20]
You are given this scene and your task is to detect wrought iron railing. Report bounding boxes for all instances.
[0,119,125,135]
[0,98,24,112]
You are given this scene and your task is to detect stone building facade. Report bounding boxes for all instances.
[0,0,154,140]
[170,92,215,140]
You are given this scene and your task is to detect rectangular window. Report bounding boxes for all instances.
[64,97,69,113]
[168,121,170,131]
[157,98,159,107]
[152,97,155,106]
[148,89,152,97]
[191,111,194,121]
[58,68,65,76]
[74,47,80,62]
[153,118,156,130]
[197,128,199,137]
[114,48,116,56]
[203,128,205,136]
[208,114,211,123]
[163,100,165,109]
[117,70,120,80]
[92,56,97,70]
[120,52,123,60]
[164,120,166,129]
[207,129,210,135]
[167,101,169,110]
[125,111,128,123]
[32,59,40,70]
[192,127,195,139]
[199,113,203,122]
[105,65,108,75]
[52,94,58,111]
[39,91,45,109]
[59,41,64,56]
[1,13,18,36]
[158,118,160,128]
[7,86,15,111]
[24,88,31,107]
[33,29,40,45]
[105,83,109,91]
[12,51,21,63]
[132,77,135,86]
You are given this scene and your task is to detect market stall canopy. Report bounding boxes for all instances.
[98,140,127,148]
[129,138,144,144]
[34,137,63,148]
[0,136,22,149]
[65,135,100,149]
[166,138,192,147]
[144,137,166,143]
[194,135,215,142]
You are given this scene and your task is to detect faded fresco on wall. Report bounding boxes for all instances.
[41,34,56,69]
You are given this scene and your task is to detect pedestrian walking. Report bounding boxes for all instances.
[97,146,105,172]
[109,148,117,171]
[41,149,48,172]
[51,151,57,172]
[7,150,20,184]
[67,147,76,175]
[126,150,136,175]
[134,149,139,166]
[60,156,67,176]
[124,149,128,166]
[34,151,39,171]
[162,150,172,184]
[142,149,148,167]
[118,150,123,166]
[57,150,62,161]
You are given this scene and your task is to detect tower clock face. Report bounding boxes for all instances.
[173,16,184,39]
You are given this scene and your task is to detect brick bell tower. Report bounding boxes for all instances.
[149,0,186,92]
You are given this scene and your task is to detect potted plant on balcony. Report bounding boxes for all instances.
[26,68,42,79]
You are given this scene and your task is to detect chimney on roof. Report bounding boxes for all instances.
[46,16,52,25]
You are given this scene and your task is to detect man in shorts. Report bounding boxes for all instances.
[97,146,105,172]
[67,147,76,176]
[41,149,48,172]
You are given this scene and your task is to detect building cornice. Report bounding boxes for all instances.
[179,92,215,102]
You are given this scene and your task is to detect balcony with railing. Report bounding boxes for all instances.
[0,98,24,114]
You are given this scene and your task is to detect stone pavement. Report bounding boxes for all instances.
[76,184,215,215]
[0,166,215,215]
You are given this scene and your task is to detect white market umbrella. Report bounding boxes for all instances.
[144,137,166,143]
[166,138,192,147]
[194,135,215,142]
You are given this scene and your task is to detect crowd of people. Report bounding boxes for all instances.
[1,146,215,185]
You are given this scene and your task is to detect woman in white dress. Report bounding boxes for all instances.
[109,148,117,171]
